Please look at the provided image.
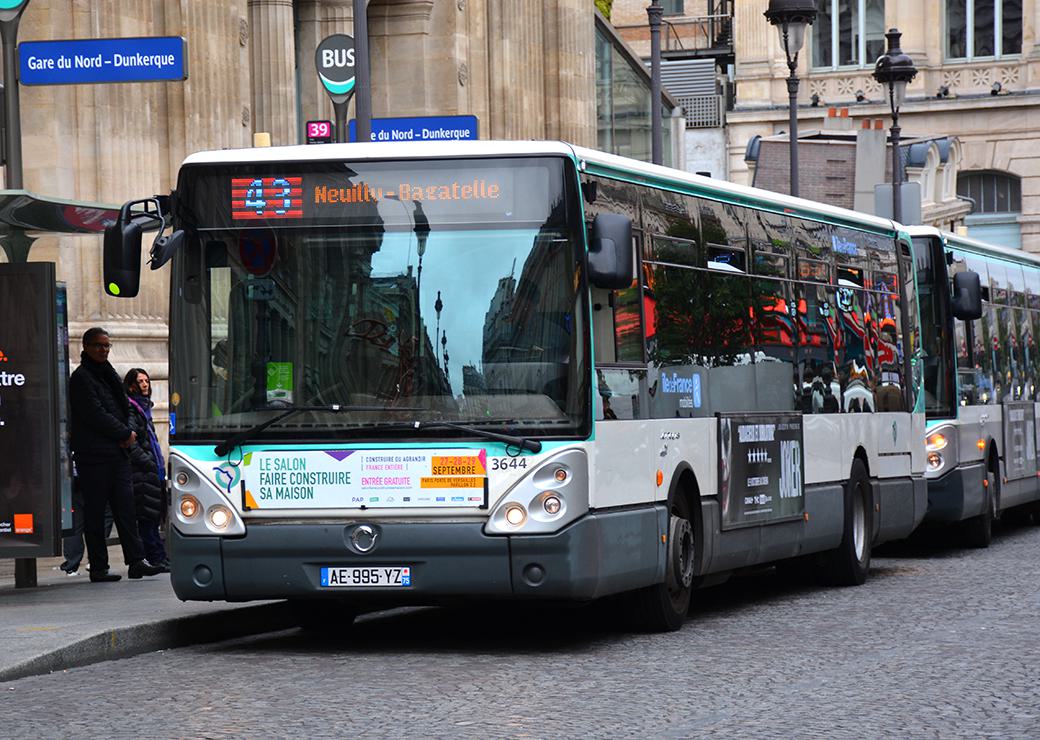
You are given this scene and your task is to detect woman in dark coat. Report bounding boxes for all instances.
[125,368,169,569]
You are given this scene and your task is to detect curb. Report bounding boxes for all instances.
[0,601,297,684]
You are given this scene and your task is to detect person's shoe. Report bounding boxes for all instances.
[128,560,164,579]
[66,569,80,577]
[89,571,121,583]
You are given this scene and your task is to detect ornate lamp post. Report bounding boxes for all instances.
[872,28,917,223]
[764,0,816,198]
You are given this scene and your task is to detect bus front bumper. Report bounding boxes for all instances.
[169,506,664,604]
[924,461,986,523]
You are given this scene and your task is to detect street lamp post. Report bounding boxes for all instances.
[872,28,917,224]
[647,0,663,165]
[764,0,816,198]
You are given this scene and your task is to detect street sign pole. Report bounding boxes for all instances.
[352,0,371,144]
[0,0,30,190]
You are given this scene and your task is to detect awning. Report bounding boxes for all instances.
[0,189,119,261]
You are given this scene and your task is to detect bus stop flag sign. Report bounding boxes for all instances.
[315,34,355,103]
[19,36,187,85]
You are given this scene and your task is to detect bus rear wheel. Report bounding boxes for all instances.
[821,459,872,586]
[964,468,997,548]
[627,495,695,632]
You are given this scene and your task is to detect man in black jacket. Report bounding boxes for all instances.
[69,328,162,583]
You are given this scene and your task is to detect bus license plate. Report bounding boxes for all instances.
[320,566,411,588]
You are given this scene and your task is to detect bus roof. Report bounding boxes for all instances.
[906,223,1040,268]
[182,139,899,235]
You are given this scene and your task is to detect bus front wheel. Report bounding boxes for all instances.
[626,494,695,632]
[821,459,872,586]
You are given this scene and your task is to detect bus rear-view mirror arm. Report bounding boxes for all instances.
[589,213,634,290]
[951,270,983,321]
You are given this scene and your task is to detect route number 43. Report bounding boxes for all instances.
[490,457,528,471]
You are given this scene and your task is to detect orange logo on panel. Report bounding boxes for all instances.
[13,513,33,534]
[0,348,8,362]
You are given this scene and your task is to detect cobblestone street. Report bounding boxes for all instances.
[4,519,1039,738]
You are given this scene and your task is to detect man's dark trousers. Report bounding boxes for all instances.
[78,457,146,571]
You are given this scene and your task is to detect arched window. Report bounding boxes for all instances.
[957,170,1021,214]
[957,170,1022,248]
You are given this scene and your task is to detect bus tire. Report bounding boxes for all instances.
[289,598,357,635]
[627,494,695,632]
[821,459,872,587]
[963,468,997,548]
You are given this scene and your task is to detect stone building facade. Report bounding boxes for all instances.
[2,0,599,440]
[728,0,1040,251]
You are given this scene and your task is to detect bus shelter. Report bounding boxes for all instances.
[0,190,118,588]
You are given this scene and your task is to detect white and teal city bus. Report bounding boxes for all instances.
[910,225,1040,546]
[105,141,927,631]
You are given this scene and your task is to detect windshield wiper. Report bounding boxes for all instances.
[409,420,542,453]
[213,404,421,457]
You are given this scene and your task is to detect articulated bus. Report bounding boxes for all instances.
[911,225,1040,546]
[104,141,928,631]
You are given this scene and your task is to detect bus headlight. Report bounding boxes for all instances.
[504,504,527,527]
[924,426,957,478]
[926,432,948,451]
[208,505,233,530]
[169,454,246,536]
[485,449,588,535]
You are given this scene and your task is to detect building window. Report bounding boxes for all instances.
[812,0,885,70]
[946,0,1022,60]
[958,170,1022,249]
[661,0,684,16]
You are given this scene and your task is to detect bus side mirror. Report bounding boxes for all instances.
[952,270,983,321]
[103,217,142,298]
[589,213,634,290]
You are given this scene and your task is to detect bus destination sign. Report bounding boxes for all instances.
[225,165,545,226]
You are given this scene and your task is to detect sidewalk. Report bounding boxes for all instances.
[0,546,295,683]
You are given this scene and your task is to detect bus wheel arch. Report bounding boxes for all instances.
[625,465,699,632]
[820,456,872,586]
[965,441,999,548]
[665,465,703,580]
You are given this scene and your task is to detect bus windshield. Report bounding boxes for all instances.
[168,156,588,442]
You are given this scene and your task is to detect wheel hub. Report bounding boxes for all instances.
[669,515,695,590]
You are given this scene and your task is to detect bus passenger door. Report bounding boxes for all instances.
[590,276,654,510]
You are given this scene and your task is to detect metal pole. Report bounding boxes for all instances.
[891,113,902,224]
[1,16,23,188]
[353,0,372,143]
[784,26,800,199]
[648,0,663,165]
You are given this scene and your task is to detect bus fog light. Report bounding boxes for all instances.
[504,504,527,527]
[208,505,232,530]
[543,495,562,515]
[553,468,568,483]
[175,471,190,487]
[927,452,943,471]
[179,495,200,519]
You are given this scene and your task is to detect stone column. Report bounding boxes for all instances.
[249,0,298,145]
[543,0,596,146]
[487,0,546,140]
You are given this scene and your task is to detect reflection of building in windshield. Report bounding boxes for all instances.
[477,233,573,408]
